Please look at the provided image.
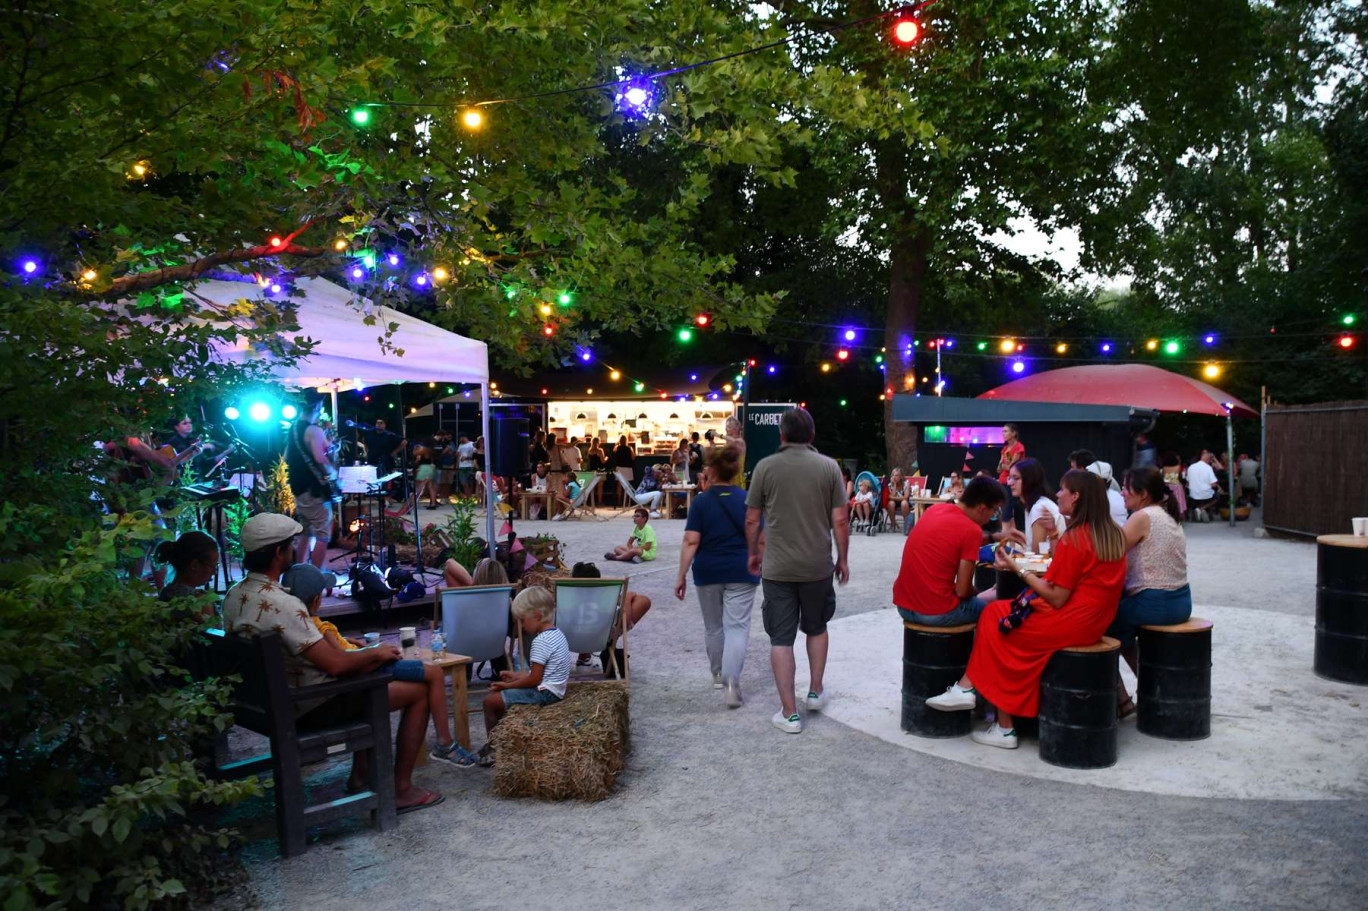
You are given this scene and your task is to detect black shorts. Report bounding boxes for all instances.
[761,577,836,647]
[296,691,368,731]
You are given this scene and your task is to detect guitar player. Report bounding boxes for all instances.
[285,397,341,570]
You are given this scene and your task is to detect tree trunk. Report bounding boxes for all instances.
[883,228,929,473]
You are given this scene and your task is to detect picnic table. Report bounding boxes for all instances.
[660,484,697,517]
[519,489,555,520]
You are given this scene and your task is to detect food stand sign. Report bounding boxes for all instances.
[744,403,796,476]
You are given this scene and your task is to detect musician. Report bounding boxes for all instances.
[102,434,176,587]
[286,397,339,569]
[161,415,219,477]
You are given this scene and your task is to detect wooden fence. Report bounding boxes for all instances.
[1263,400,1368,537]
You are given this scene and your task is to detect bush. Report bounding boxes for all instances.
[0,502,261,909]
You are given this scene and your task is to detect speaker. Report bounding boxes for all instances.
[490,415,530,477]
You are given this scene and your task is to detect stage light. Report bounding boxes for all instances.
[281,404,298,420]
[224,406,240,420]
[843,329,857,342]
[836,348,850,361]
[1011,360,1025,374]
[558,291,572,305]
[350,107,371,126]
[433,267,449,282]
[248,402,271,422]
[767,365,777,374]
[1146,339,1158,351]
[1339,334,1356,349]
[1164,340,1180,355]
[892,16,921,44]
[695,313,711,327]
[999,339,1015,353]
[461,108,484,130]
[1203,363,1221,379]
[677,328,693,342]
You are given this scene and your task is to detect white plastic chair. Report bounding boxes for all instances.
[553,578,629,686]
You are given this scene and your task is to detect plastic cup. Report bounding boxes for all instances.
[1353,518,1368,537]
[363,632,380,648]
[399,626,417,657]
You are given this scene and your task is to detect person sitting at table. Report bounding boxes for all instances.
[1186,450,1222,522]
[523,461,551,519]
[1006,458,1062,553]
[1108,466,1191,718]
[624,465,664,516]
[893,476,1006,627]
[926,470,1127,750]
[1069,449,1127,526]
[550,468,583,521]
[886,468,912,529]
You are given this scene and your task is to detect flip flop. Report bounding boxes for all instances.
[396,788,446,815]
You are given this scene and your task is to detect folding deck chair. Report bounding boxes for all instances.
[550,472,603,521]
[552,578,630,685]
[435,584,515,688]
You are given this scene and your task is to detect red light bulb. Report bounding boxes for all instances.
[1339,334,1356,349]
[836,348,850,361]
[542,324,555,337]
[893,18,920,44]
[269,236,284,248]
[694,313,711,327]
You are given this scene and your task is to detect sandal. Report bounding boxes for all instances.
[396,788,445,814]
[1116,686,1137,720]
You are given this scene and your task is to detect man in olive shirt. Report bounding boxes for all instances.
[745,407,850,734]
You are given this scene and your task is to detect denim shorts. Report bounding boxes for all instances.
[1106,585,1193,646]
[897,596,987,627]
[501,687,563,707]
[381,659,428,683]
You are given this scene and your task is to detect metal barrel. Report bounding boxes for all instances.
[995,568,1026,602]
[1315,536,1368,685]
[901,622,976,738]
[1138,619,1212,740]
[1039,638,1120,769]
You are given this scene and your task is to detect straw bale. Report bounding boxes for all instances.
[491,683,630,801]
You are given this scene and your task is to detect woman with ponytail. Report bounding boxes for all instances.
[1108,466,1192,716]
[154,530,220,618]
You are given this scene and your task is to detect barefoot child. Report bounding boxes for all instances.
[475,586,569,767]
[283,563,479,767]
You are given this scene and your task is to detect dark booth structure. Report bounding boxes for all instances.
[891,396,1156,485]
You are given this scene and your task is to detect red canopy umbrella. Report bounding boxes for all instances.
[978,364,1257,417]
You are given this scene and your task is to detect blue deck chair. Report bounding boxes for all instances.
[434,583,514,688]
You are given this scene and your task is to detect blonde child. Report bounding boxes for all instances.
[852,478,875,525]
[475,586,570,767]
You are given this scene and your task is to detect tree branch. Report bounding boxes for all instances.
[103,243,331,296]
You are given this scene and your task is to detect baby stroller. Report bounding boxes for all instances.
[851,471,890,536]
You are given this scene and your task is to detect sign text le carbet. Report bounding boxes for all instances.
[749,412,783,426]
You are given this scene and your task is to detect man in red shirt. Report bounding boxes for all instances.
[893,477,1007,626]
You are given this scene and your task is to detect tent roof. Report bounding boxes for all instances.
[978,364,1257,418]
[892,395,1152,425]
[187,277,487,390]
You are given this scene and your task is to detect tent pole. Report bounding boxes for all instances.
[1226,411,1236,527]
[481,382,495,559]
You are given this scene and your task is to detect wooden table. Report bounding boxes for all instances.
[519,489,553,520]
[420,649,473,751]
[660,485,697,517]
[909,495,945,521]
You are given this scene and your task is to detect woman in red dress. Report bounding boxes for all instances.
[926,470,1127,749]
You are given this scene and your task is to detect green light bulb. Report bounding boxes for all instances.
[678,328,693,343]
[558,292,571,305]
[350,108,371,126]
[977,341,987,351]
[1344,314,1357,326]
[1164,341,1180,355]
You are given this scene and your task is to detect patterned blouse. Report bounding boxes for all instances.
[1125,505,1189,595]
[223,572,331,714]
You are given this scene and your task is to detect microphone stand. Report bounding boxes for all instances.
[397,440,434,583]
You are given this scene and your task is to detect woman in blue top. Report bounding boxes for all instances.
[674,444,761,709]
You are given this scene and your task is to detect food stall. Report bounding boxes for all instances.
[547,398,735,456]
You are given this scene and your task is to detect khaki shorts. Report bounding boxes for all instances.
[294,492,333,541]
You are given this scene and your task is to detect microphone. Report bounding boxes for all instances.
[345,419,396,436]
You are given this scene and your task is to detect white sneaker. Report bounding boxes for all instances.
[712,672,724,689]
[806,690,828,712]
[771,710,802,733]
[550,513,564,521]
[970,722,1019,749]
[724,680,743,708]
[925,683,977,711]
[650,510,662,519]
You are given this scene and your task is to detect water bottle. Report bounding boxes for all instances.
[430,627,446,659]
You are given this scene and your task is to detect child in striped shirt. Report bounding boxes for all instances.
[475,586,570,767]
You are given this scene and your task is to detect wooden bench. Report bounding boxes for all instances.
[1039,637,1120,770]
[196,629,397,856]
[902,621,977,738]
[1138,617,1213,740]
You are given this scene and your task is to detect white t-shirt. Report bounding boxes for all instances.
[853,490,874,505]
[1187,461,1218,500]
[561,444,582,471]
[1106,489,1128,527]
[529,627,571,697]
[1024,497,1064,551]
[457,441,476,468]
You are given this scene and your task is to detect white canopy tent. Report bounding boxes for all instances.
[186,276,496,553]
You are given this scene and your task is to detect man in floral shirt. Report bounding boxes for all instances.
[222,513,444,814]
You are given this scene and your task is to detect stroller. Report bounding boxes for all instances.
[851,471,891,536]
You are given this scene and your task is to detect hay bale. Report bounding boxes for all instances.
[491,683,630,801]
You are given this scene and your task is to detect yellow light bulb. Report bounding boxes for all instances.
[1055,343,1068,354]
[586,388,594,395]
[539,303,552,316]
[490,382,498,390]
[132,162,147,177]
[999,339,1015,353]
[433,266,449,281]
[610,370,621,381]
[1146,339,1158,351]
[81,269,97,282]
[428,381,435,388]
[333,239,348,251]
[1203,363,1221,379]
[821,363,831,373]
[462,109,484,130]
[723,383,733,392]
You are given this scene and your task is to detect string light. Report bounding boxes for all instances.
[695,314,711,327]
[677,328,693,342]
[349,107,371,126]
[461,108,484,130]
[1203,363,1221,379]
[131,162,148,177]
[1146,339,1158,351]
[1203,334,1217,345]
[579,351,592,362]
[767,365,777,374]
[433,266,449,282]
[362,252,377,268]
[843,329,857,342]
[820,363,831,373]
[836,348,850,361]
[610,370,621,381]
[892,15,921,44]
[1164,340,1181,355]
[387,253,401,267]
[539,303,553,316]
[543,324,556,337]
[977,341,988,351]
[1342,315,1356,326]
[634,382,645,392]
[999,339,1015,353]
[269,236,283,248]
[1055,343,1068,354]
[1339,335,1357,349]
[350,266,364,280]
[81,269,97,281]
[1101,342,1113,353]
[414,273,429,287]
[1011,360,1025,374]
[333,239,349,251]
[558,291,572,305]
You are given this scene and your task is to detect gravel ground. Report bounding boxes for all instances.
[217,508,1367,911]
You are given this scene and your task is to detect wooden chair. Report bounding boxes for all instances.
[553,578,631,686]
[195,629,397,857]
